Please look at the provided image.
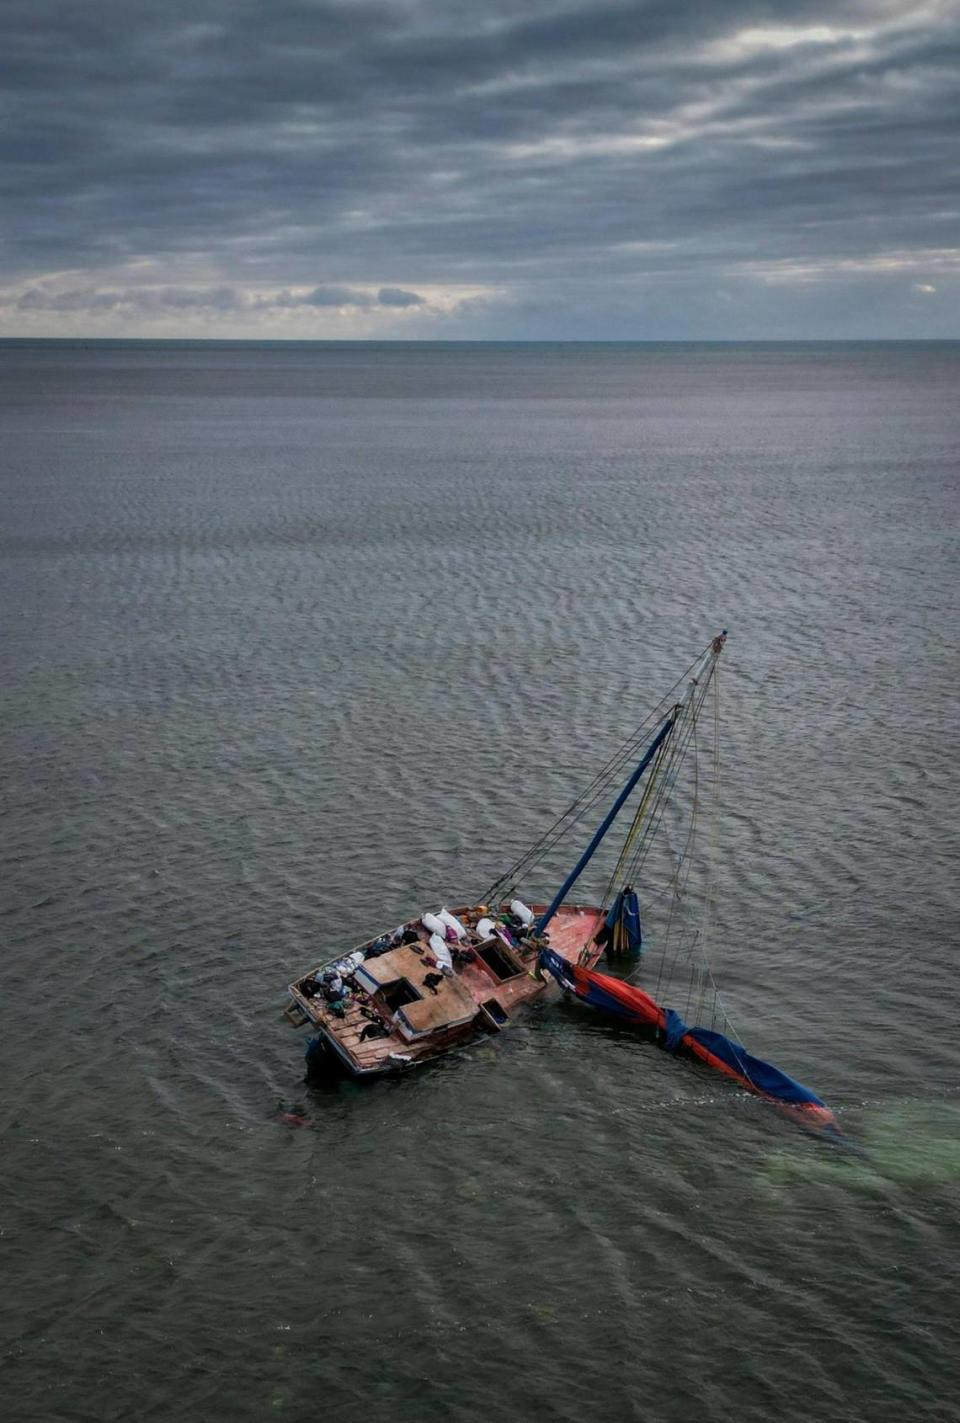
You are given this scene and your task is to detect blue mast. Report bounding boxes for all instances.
[535,712,678,935]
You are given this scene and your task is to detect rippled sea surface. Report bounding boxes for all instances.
[2,341,959,1423]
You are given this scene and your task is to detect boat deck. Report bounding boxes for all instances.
[288,903,603,1075]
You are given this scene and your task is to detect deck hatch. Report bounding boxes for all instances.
[380,979,422,1011]
[477,939,524,981]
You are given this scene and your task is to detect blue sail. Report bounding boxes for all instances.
[604,887,643,954]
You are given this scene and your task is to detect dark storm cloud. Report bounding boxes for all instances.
[1,0,958,335]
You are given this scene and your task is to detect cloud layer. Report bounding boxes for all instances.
[2,0,958,337]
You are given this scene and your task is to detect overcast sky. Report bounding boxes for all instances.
[2,0,958,338]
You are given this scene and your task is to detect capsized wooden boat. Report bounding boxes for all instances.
[284,631,836,1131]
[285,902,603,1077]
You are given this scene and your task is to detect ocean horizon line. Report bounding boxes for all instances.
[1,335,958,347]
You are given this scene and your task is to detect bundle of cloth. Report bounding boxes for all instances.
[421,910,465,972]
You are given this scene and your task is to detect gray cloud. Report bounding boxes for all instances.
[1,0,958,336]
[377,286,425,307]
[290,286,375,308]
[15,284,245,312]
[8,281,432,314]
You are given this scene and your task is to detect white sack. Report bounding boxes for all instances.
[510,899,535,927]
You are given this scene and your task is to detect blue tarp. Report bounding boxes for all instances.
[538,948,577,991]
[684,1026,826,1106]
[661,1007,688,1053]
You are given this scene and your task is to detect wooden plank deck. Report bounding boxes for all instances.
[292,902,604,1075]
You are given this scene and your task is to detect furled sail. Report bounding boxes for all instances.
[598,886,643,955]
[538,950,836,1130]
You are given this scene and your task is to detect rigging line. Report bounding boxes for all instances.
[657,832,732,1036]
[683,958,699,1024]
[664,708,702,906]
[508,680,684,836]
[689,657,728,1034]
[677,932,752,1053]
[608,731,697,959]
[579,714,694,962]
[609,660,713,983]
[596,719,678,914]
[586,660,710,956]
[571,640,713,870]
[679,711,711,1035]
[482,710,678,903]
[638,655,714,838]
[699,669,723,1025]
[617,683,712,985]
[622,666,712,889]
[658,923,699,1006]
[675,951,766,1096]
[632,752,701,906]
[565,639,718,793]
[650,709,702,996]
[619,703,695,884]
[483,744,660,901]
[537,712,680,936]
[624,711,697,884]
[482,640,720,901]
[703,969,740,1042]
[649,873,692,997]
[655,775,697,902]
[633,661,726,1010]
[699,639,722,980]
[672,871,747,1044]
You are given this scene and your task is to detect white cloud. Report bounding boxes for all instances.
[706,25,870,63]
[740,251,960,285]
[502,132,673,161]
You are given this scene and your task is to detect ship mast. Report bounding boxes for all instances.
[534,710,680,935]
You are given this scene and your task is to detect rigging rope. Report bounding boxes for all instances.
[593,635,744,1047]
[484,632,754,1066]
[519,628,794,1102]
[634,648,754,1060]
[614,650,718,913]
[482,639,720,906]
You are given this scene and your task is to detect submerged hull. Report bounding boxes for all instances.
[286,902,603,1078]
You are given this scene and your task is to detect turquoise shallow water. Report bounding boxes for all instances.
[1,341,958,1423]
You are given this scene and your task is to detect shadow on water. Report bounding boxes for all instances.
[271,1024,512,1123]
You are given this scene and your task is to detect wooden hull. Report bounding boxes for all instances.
[287,903,604,1078]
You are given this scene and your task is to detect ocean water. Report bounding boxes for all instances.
[1,340,958,1423]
